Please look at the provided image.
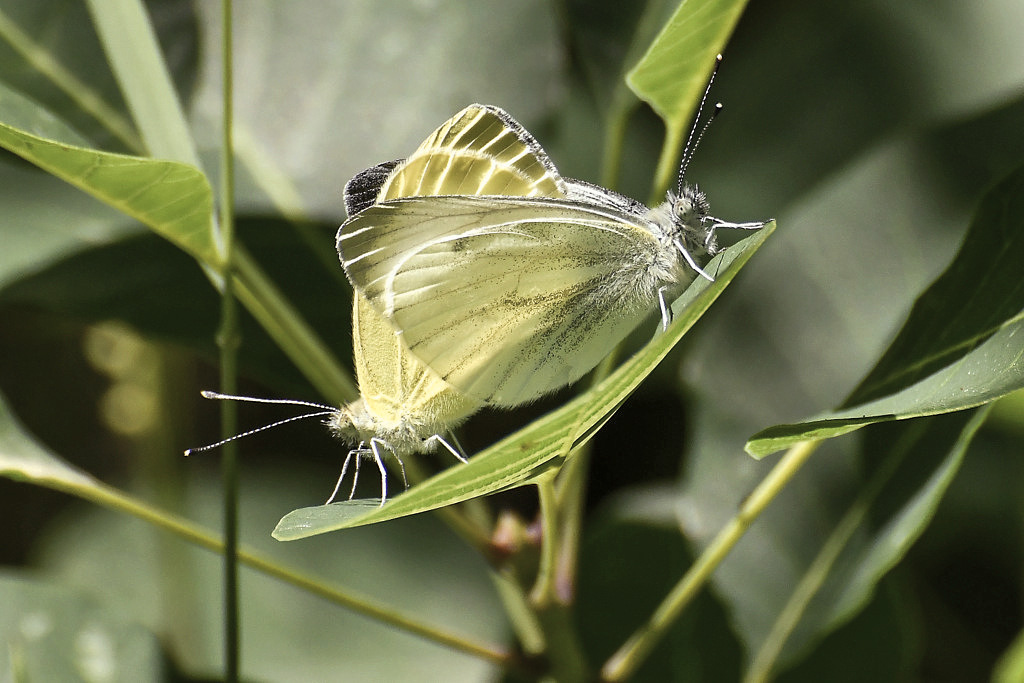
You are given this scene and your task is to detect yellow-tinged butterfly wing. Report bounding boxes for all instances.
[340,195,678,405]
[375,104,565,200]
[351,292,482,437]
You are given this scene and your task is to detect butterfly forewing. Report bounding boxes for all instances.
[341,195,668,405]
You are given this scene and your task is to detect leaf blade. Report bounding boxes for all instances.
[747,163,1024,457]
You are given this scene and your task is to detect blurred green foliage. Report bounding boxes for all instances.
[0,0,1023,680]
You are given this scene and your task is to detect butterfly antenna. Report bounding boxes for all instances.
[184,390,337,455]
[678,53,724,193]
[198,390,335,411]
[185,411,337,455]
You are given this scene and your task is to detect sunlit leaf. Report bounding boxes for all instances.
[626,0,753,194]
[0,117,217,267]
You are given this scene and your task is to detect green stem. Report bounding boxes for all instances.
[600,102,632,192]
[218,1,240,679]
[648,121,684,205]
[492,568,546,658]
[602,440,821,681]
[530,472,560,607]
[40,476,516,668]
[529,472,591,681]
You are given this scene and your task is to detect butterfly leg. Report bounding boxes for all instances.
[325,447,358,505]
[703,216,766,253]
[426,433,469,464]
[446,431,471,463]
[367,438,389,506]
[367,438,407,505]
[381,439,408,492]
[673,237,714,282]
[657,287,672,330]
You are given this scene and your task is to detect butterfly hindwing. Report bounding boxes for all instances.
[351,291,481,432]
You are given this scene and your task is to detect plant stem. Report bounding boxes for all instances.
[602,439,821,681]
[648,122,684,205]
[600,102,631,192]
[218,0,239,679]
[42,476,517,668]
[530,472,560,607]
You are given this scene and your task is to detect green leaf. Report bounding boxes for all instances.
[747,163,1024,457]
[0,117,218,267]
[844,164,1024,408]
[742,409,987,677]
[273,221,774,539]
[625,0,752,195]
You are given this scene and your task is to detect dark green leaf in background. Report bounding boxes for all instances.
[747,163,1024,457]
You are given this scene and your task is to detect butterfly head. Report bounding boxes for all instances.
[667,185,717,257]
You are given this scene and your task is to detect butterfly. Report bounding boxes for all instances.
[188,293,481,506]
[337,100,763,408]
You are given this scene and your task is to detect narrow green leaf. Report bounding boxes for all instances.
[745,409,987,676]
[273,222,774,539]
[626,0,753,196]
[747,163,1024,457]
[85,0,200,165]
[0,119,218,267]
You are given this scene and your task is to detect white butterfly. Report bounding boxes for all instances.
[338,103,763,407]
[188,293,480,506]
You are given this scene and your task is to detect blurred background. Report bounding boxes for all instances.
[1,0,1023,680]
